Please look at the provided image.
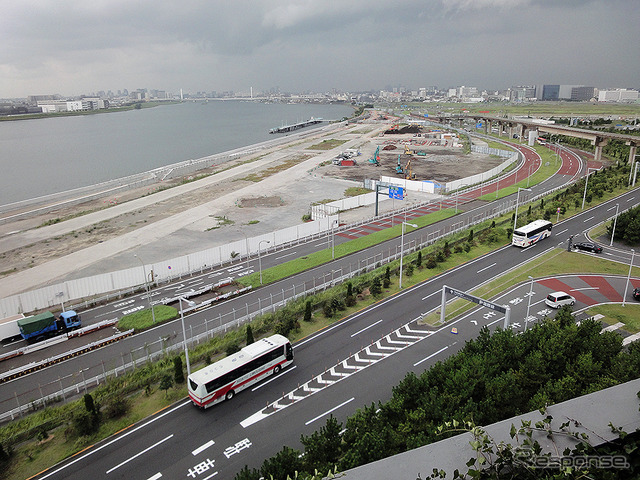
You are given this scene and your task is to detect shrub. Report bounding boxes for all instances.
[405,264,414,277]
[173,357,184,384]
[323,302,334,318]
[426,256,437,269]
[370,277,382,296]
[226,342,241,356]
[304,300,313,322]
[103,397,130,420]
[415,251,422,268]
[246,325,255,345]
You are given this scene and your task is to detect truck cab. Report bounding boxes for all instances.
[58,310,81,330]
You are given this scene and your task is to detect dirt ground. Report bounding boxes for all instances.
[0,124,501,280]
[317,133,503,184]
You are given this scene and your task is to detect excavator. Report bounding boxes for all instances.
[404,144,414,155]
[368,146,381,166]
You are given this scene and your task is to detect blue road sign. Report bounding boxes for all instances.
[389,186,404,200]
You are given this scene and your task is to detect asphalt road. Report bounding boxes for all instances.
[30,184,640,479]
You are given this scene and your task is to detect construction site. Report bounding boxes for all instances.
[319,123,506,184]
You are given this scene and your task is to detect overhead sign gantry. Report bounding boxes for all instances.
[441,285,511,329]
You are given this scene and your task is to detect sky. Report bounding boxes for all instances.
[1,0,638,99]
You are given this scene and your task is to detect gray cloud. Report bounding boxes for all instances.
[1,0,638,98]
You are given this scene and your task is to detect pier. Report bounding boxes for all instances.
[269,117,323,134]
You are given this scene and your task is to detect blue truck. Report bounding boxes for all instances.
[16,311,82,342]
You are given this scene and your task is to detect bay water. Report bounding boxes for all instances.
[0,101,354,206]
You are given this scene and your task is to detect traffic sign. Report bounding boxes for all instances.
[388,186,404,200]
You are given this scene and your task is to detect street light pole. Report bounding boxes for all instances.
[513,187,531,231]
[622,249,635,307]
[610,203,620,247]
[258,240,271,285]
[134,254,156,324]
[525,276,534,331]
[399,222,418,289]
[179,297,196,376]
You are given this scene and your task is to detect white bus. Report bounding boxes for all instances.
[512,219,553,247]
[188,334,294,408]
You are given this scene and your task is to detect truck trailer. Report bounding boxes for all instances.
[16,310,82,342]
[0,314,26,342]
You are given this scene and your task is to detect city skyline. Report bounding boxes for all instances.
[2,0,639,99]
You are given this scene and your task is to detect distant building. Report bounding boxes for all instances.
[537,84,560,101]
[570,86,596,101]
[27,94,60,105]
[598,89,639,102]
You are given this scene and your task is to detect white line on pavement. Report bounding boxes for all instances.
[351,319,383,337]
[305,397,355,426]
[106,434,173,474]
[192,440,215,456]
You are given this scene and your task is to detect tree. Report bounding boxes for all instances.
[83,393,96,416]
[260,446,303,480]
[173,356,184,384]
[383,267,391,288]
[301,416,343,474]
[304,300,313,322]
[160,374,173,397]
[370,277,382,296]
[415,250,423,268]
[246,325,255,345]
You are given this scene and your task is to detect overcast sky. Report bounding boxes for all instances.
[1,0,638,98]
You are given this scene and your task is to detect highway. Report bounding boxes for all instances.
[29,167,640,477]
[1,142,568,414]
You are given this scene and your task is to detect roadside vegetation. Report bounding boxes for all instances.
[1,133,639,479]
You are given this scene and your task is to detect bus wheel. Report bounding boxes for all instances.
[225,390,235,401]
[273,365,281,375]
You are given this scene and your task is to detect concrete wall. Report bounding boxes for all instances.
[0,215,338,316]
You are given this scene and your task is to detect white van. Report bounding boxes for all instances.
[545,291,576,309]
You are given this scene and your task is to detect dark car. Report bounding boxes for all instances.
[633,288,640,301]
[573,242,603,253]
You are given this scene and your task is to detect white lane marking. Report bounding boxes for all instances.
[555,228,568,235]
[37,401,190,479]
[571,287,599,291]
[106,434,173,474]
[351,319,383,337]
[275,251,298,260]
[251,365,297,392]
[487,317,504,326]
[421,290,440,301]
[147,474,162,480]
[203,472,218,480]
[305,397,355,426]
[414,345,449,366]
[192,440,215,456]
[476,262,497,274]
[583,216,594,223]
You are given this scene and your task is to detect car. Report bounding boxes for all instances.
[633,288,640,301]
[573,242,603,253]
[545,291,576,309]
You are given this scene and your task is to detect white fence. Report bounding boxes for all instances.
[445,149,519,193]
[0,215,338,316]
[311,193,378,219]
[379,176,441,194]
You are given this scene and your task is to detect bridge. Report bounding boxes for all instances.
[421,113,640,164]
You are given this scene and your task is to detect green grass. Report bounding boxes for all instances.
[3,387,187,480]
[421,248,640,326]
[307,139,348,150]
[237,209,458,288]
[344,187,373,197]
[117,305,177,331]
[588,304,640,333]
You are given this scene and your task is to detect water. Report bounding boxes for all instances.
[0,101,353,205]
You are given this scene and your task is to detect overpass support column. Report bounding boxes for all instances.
[508,125,514,139]
[485,120,491,135]
[593,137,609,162]
[517,123,524,140]
[626,142,638,165]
